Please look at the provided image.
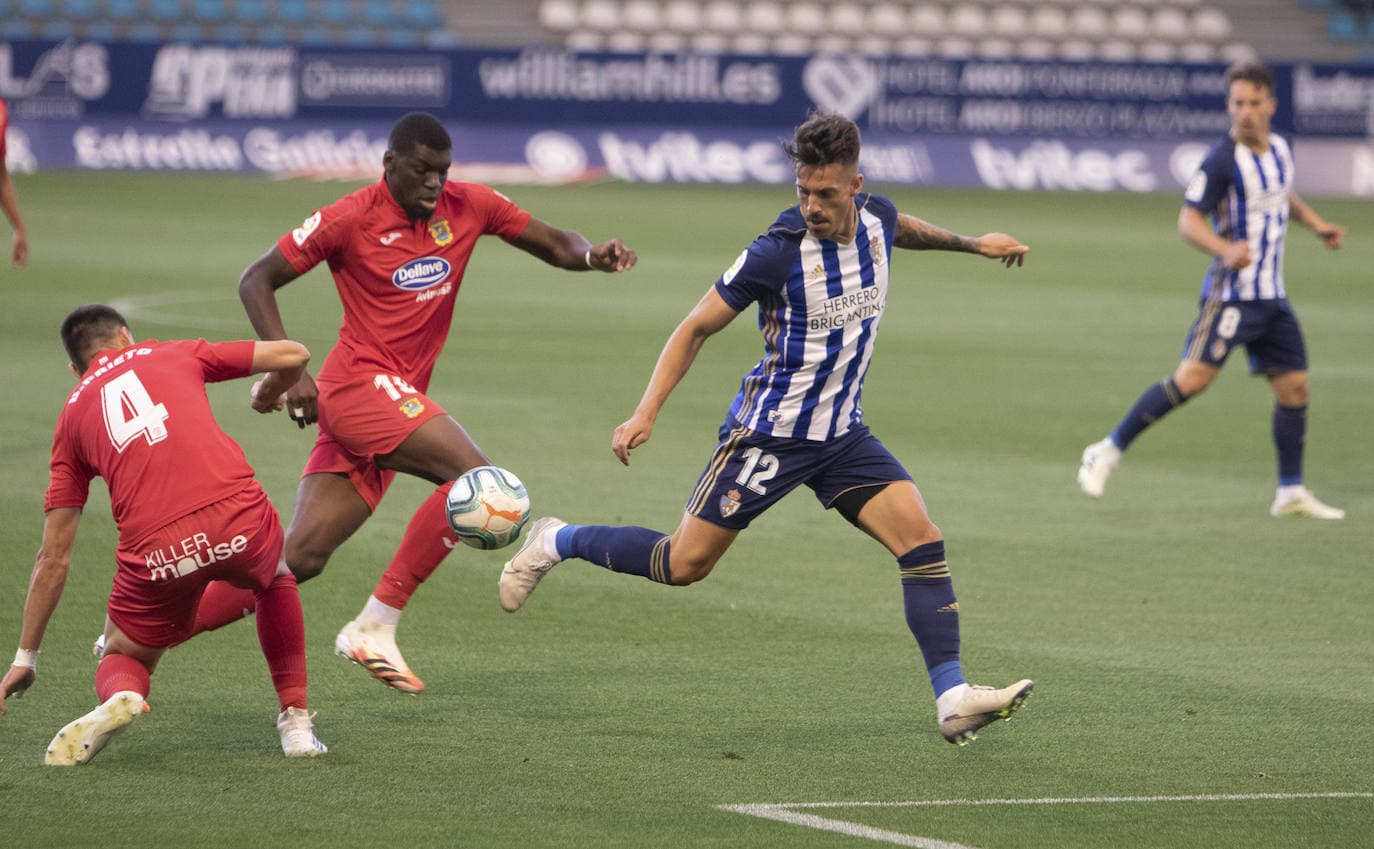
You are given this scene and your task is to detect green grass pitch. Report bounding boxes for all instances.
[0,172,1370,848]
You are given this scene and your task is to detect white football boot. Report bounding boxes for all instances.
[277,706,328,757]
[498,517,567,612]
[45,690,144,766]
[1077,438,1121,497]
[1270,486,1345,520]
[938,679,1034,746]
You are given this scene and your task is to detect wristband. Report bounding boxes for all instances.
[13,648,38,670]
[584,248,594,269]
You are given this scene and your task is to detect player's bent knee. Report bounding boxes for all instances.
[668,557,717,586]
[283,547,329,582]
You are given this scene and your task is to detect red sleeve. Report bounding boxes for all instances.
[276,192,360,275]
[474,185,534,241]
[182,339,256,383]
[44,415,93,512]
[0,98,8,161]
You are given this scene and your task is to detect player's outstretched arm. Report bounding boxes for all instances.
[2,507,81,714]
[1289,191,1345,250]
[510,216,638,272]
[612,289,738,466]
[239,247,317,427]
[0,159,27,267]
[893,213,1028,267]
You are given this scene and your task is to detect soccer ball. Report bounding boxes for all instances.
[445,466,531,550]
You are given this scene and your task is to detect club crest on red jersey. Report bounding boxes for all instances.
[428,219,453,246]
[400,398,425,418]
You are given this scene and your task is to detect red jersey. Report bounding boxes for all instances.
[45,339,260,547]
[277,178,532,392]
[0,96,9,161]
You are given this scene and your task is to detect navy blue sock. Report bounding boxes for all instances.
[1273,403,1307,487]
[898,541,964,698]
[555,524,673,584]
[1110,377,1189,450]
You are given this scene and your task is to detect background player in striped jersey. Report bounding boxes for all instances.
[0,95,29,267]
[499,112,1034,746]
[1077,61,1347,519]
[1,305,325,763]
[188,112,636,694]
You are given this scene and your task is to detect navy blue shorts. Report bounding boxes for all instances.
[685,423,912,530]
[1180,297,1308,375]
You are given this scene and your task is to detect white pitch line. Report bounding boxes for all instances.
[112,290,252,334]
[719,793,1373,848]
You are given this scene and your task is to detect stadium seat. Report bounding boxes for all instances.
[362,0,392,26]
[105,0,139,20]
[894,35,933,57]
[383,27,419,46]
[703,0,744,32]
[1058,38,1095,60]
[1218,41,1257,62]
[1068,5,1108,39]
[745,0,784,35]
[978,38,1016,58]
[1326,10,1360,41]
[1177,41,1216,62]
[43,18,75,38]
[539,0,580,31]
[0,19,32,38]
[423,28,457,47]
[212,22,246,42]
[646,29,687,50]
[258,23,289,43]
[128,21,161,40]
[1191,7,1232,41]
[401,0,443,28]
[948,5,988,37]
[989,5,1028,39]
[343,26,374,45]
[1138,39,1175,61]
[1030,6,1068,39]
[937,36,974,58]
[19,0,52,15]
[61,0,98,19]
[1018,38,1057,60]
[855,35,891,56]
[909,4,948,37]
[299,25,334,44]
[867,3,906,37]
[621,0,661,32]
[1150,7,1189,42]
[564,29,603,49]
[148,0,183,20]
[580,0,618,31]
[661,0,702,32]
[319,0,352,26]
[278,0,309,24]
[87,19,118,39]
[1110,6,1150,41]
[690,30,730,51]
[772,32,813,54]
[1098,38,1136,60]
[826,2,868,37]
[605,30,646,51]
[193,0,226,21]
[235,0,269,22]
[786,2,826,36]
[813,33,851,52]
[732,31,770,53]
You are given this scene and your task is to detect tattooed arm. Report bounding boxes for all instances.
[894,213,1029,267]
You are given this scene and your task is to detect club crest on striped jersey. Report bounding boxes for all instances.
[428,218,453,246]
[869,236,885,267]
[392,256,452,291]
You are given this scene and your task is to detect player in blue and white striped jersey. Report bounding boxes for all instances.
[1078,60,1347,519]
[500,113,1036,746]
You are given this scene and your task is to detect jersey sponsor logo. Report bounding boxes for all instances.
[292,211,321,246]
[719,488,743,519]
[392,256,452,291]
[428,218,453,246]
[810,287,885,331]
[143,532,249,582]
[400,398,425,418]
[379,232,402,245]
[720,250,747,286]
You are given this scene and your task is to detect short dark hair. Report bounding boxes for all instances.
[1225,60,1274,94]
[389,112,452,154]
[61,304,129,372]
[782,112,861,169]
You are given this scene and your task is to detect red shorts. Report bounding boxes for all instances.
[109,488,284,648]
[304,370,448,509]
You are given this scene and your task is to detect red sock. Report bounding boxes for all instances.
[254,572,308,712]
[95,653,151,702]
[176,581,258,645]
[372,482,459,610]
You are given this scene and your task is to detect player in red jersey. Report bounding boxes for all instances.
[0,305,326,763]
[197,112,636,693]
[0,96,29,267]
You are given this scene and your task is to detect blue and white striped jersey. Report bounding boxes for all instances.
[712,192,897,442]
[1184,133,1295,302]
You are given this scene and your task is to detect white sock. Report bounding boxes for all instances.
[360,595,401,628]
[1275,484,1304,500]
[541,522,565,560]
[936,683,971,719]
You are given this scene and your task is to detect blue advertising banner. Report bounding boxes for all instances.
[3,39,1372,195]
